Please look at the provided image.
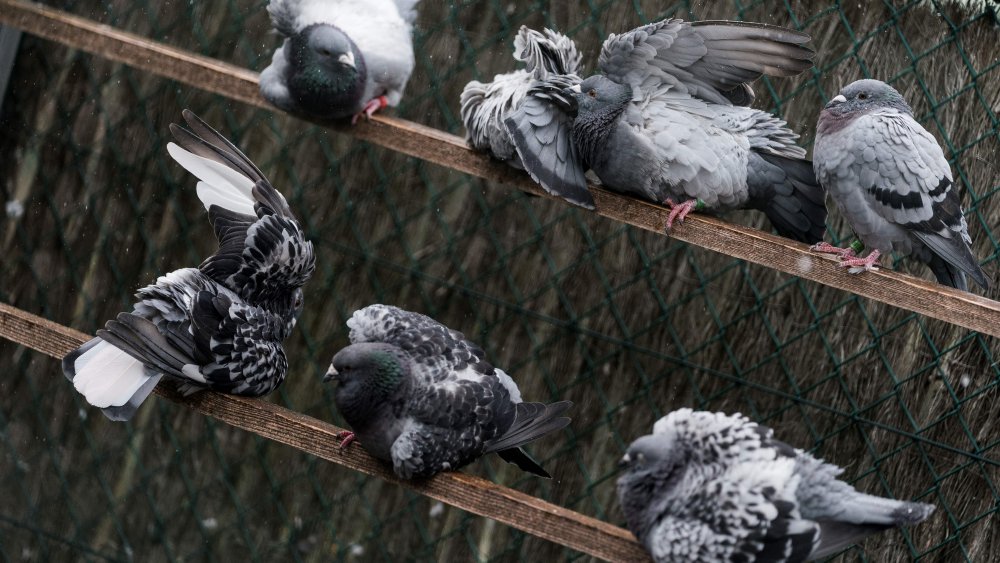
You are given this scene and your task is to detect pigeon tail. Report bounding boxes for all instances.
[748,151,827,244]
[914,231,990,290]
[484,400,572,459]
[810,497,934,560]
[496,447,551,478]
[63,336,163,421]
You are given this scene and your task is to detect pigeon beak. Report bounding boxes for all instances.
[617,453,630,469]
[338,51,355,68]
[323,365,339,383]
[568,84,581,94]
[826,94,847,108]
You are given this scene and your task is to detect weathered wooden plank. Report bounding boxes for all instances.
[2,0,996,337]
[0,302,649,562]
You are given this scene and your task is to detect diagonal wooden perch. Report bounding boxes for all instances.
[1,0,999,337]
[0,302,650,562]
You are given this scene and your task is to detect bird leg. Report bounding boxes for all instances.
[663,198,705,231]
[335,430,356,449]
[809,241,857,259]
[839,249,882,274]
[351,95,389,125]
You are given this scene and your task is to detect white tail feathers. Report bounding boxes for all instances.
[166,142,257,216]
[72,340,155,408]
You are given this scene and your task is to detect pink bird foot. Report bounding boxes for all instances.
[663,198,703,231]
[839,249,882,274]
[351,95,389,125]
[335,430,356,449]
[810,241,856,259]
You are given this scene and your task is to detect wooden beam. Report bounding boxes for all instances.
[0,0,998,339]
[0,301,649,562]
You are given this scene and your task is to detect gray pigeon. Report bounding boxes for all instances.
[323,304,571,479]
[812,79,989,290]
[506,19,828,243]
[260,0,420,122]
[461,27,585,184]
[63,111,316,421]
[617,409,936,562]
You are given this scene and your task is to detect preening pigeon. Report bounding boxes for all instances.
[259,0,420,123]
[63,110,316,421]
[617,409,936,562]
[506,19,828,243]
[323,304,572,479]
[812,79,990,290]
[461,27,591,206]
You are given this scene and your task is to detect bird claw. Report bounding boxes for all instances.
[335,430,356,449]
[839,249,882,274]
[351,95,389,125]
[663,198,701,231]
[810,242,856,259]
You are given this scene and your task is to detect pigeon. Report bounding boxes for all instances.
[617,409,936,562]
[259,0,420,123]
[506,19,828,243]
[461,27,588,194]
[63,110,316,421]
[812,79,990,290]
[323,304,572,479]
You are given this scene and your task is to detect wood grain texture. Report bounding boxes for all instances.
[1,0,999,337]
[0,302,649,562]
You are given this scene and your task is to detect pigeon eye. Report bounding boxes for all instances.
[587,89,597,98]
[318,48,332,57]
[858,93,869,100]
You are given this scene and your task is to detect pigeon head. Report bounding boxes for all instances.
[325,343,410,424]
[286,24,366,119]
[616,433,687,542]
[565,75,632,163]
[819,79,912,134]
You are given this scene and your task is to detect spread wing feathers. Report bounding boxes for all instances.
[856,115,988,288]
[599,19,813,105]
[266,0,303,37]
[199,211,314,303]
[504,77,594,209]
[169,109,294,219]
[514,27,583,77]
[347,305,494,378]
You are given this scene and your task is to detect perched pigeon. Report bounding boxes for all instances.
[461,27,588,193]
[323,304,571,479]
[506,19,827,243]
[259,0,420,123]
[617,409,936,562]
[63,110,316,421]
[812,79,989,290]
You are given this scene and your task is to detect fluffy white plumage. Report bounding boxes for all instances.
[166,142,257,216]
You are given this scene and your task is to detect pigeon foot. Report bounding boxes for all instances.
[352,95,389,125]
[810,241,856,259]
[839,249,881,274]
[335,430,356,449]
[663,198,703,231]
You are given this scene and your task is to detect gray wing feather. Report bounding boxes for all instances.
[514,27,583,77]
[504,78,593,209]
[599,19,813,105]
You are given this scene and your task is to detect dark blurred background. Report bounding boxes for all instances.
[1,0,998,561]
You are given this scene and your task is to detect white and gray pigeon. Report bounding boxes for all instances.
[259,0,420,123]
[812,79,989,290]
[617,409,936,562]
[506,19,828,243]
[323,304,572,479]
[460,26,591,207]
[63,110,316,421]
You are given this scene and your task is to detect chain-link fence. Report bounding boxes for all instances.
[2,0,999,561]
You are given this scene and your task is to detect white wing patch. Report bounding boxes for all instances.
[167,142,256,216]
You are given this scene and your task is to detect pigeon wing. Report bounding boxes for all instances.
[598,19,813,105]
